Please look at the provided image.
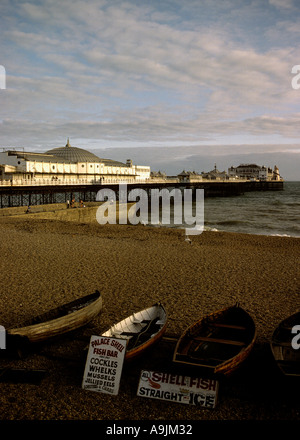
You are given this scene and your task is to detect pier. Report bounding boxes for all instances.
[0,142,284,208]
[0,179,284,208]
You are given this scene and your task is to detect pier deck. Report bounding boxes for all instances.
[0,180,284,208]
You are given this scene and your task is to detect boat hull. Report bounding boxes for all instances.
[102,302,167,361]
[7,290,103,343]
[173,304,256,376]
[271,311,300,376]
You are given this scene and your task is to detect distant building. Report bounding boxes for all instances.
[228,164,281,181]
[201,164,228,180]
[150,170,167,182]
[0,139,151,185]
[177,170,203,183]
[272,165,281,181]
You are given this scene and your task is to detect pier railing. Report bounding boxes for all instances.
[0,177,268,187]
[0,177,151,186]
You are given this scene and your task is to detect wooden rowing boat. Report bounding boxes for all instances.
[173,303,256,376]
[270,311,300,376]
[101,302,168,361]
[7,290,103,344]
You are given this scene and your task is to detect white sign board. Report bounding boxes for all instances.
[82,335,127,395]
[137,370,218,408]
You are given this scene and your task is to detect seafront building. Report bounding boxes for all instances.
[228,164,281,181]
[0,140,282,186]
[0,139,150,185]
[176,164,281,183]
[201,164,228,181]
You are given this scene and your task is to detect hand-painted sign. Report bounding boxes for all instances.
[137,370,218,408]
[82,335,127,395]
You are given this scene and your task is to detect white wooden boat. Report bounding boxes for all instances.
[102,302,167,361]
[7,291,103,344]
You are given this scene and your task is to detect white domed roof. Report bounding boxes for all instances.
[46,139,101,163]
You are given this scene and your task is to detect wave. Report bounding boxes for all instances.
[204,226,219,232]
[270,233,295,238]
[208,220,250,226]
[281,202,300,207]
[171,223,300,238]
[205,228,299,238]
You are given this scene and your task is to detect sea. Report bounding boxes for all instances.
[161,181,300,238]
[3,180,299,238]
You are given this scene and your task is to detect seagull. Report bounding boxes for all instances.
[185,235,192,244]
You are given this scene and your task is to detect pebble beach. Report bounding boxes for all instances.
[0,205,299,424]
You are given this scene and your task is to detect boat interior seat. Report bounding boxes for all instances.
[212,323,246,330]
[194,336,246,346]
[119,331,138,336]
[111,330,129,338]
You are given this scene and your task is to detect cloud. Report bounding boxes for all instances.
[269,0,295,9]
[0,0,300,180]
[92,144,300,180]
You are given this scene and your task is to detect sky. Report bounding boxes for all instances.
[1,0,300,179]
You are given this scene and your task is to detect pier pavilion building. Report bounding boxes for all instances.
[0,139,151,185]
[228,164,281,181]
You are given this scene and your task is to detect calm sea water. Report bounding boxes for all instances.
[202,181,300,237]
[160,181,300,237]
